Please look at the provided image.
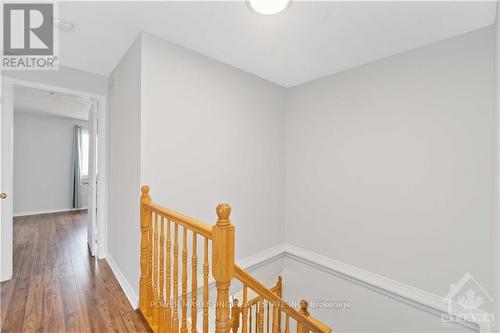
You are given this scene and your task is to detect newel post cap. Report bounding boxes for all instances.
[299,300,310,316]
[141,185,151,203]
[216,203,231,226]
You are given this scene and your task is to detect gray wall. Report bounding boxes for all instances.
[13,111,89,214]
[493,7,500,330]
[141,33,286,260]
[285,25,495,302]
[107,32,287,300]
[107,36,142,298]
[282,257,475,333]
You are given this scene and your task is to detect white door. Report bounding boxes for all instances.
[1,79,14,281]
[87,101,98,256]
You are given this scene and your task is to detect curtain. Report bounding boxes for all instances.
[72,125,82,209]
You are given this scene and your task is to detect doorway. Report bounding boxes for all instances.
[1,77,108,281]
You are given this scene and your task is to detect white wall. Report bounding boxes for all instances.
[106,25,495,333]
[493,3,500,330]
[13,111,89,214]
[107,32,286,301]
[286,25,495,305]
[107,36,142,298]
[282,257,475,333]
[140,33,286,260]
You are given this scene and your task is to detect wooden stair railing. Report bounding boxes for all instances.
[139,186,332,333]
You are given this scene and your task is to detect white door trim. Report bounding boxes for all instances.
[0,77,108,281]
[87,100,98,257]
[1,77,14,282]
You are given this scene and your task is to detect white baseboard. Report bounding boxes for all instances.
[13,207,88,217]
[282,243,489,333]
[106,254,139,309]
[237,243,285,270]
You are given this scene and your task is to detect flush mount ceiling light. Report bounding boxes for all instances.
[248,0,291,15]
[53,18,74,32]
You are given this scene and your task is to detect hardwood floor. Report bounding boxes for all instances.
[1,211,150,333]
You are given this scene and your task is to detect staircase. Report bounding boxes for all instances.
[139,186,332,333]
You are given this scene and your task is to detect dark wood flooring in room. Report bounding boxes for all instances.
[1,211,150,333]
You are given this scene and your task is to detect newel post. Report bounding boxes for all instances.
[140,186,152,316]
[297,300,310,333]
[212,203,235,333]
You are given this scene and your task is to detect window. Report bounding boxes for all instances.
[81,129,89,180]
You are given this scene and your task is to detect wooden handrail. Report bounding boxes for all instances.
[144,201,213,239]
[246,284,280,307]
[307,315,332,333]
[234,265,331,333]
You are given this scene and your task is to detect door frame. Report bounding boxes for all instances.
[1,77,108,281]
[87,99,99,257]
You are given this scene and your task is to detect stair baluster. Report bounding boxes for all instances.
[159,216,166,332]
[140,186,151,317]
[257,301,263,333]
[266,301,270,333]
[172,223,179,333]
[276,277,282,332]
[191,232,198,333]
[153,214,160,328]
[249,304,253,333]
[148,208,154,321]
[231,299,241,333]
[242,285,248,333]
[166,218,172,332]
[203,237,209,333]
[181,227,188,333]
[272,302,278,333]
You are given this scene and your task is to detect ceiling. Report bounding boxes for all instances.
[58,1,497,87]
[14,86,92,121]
